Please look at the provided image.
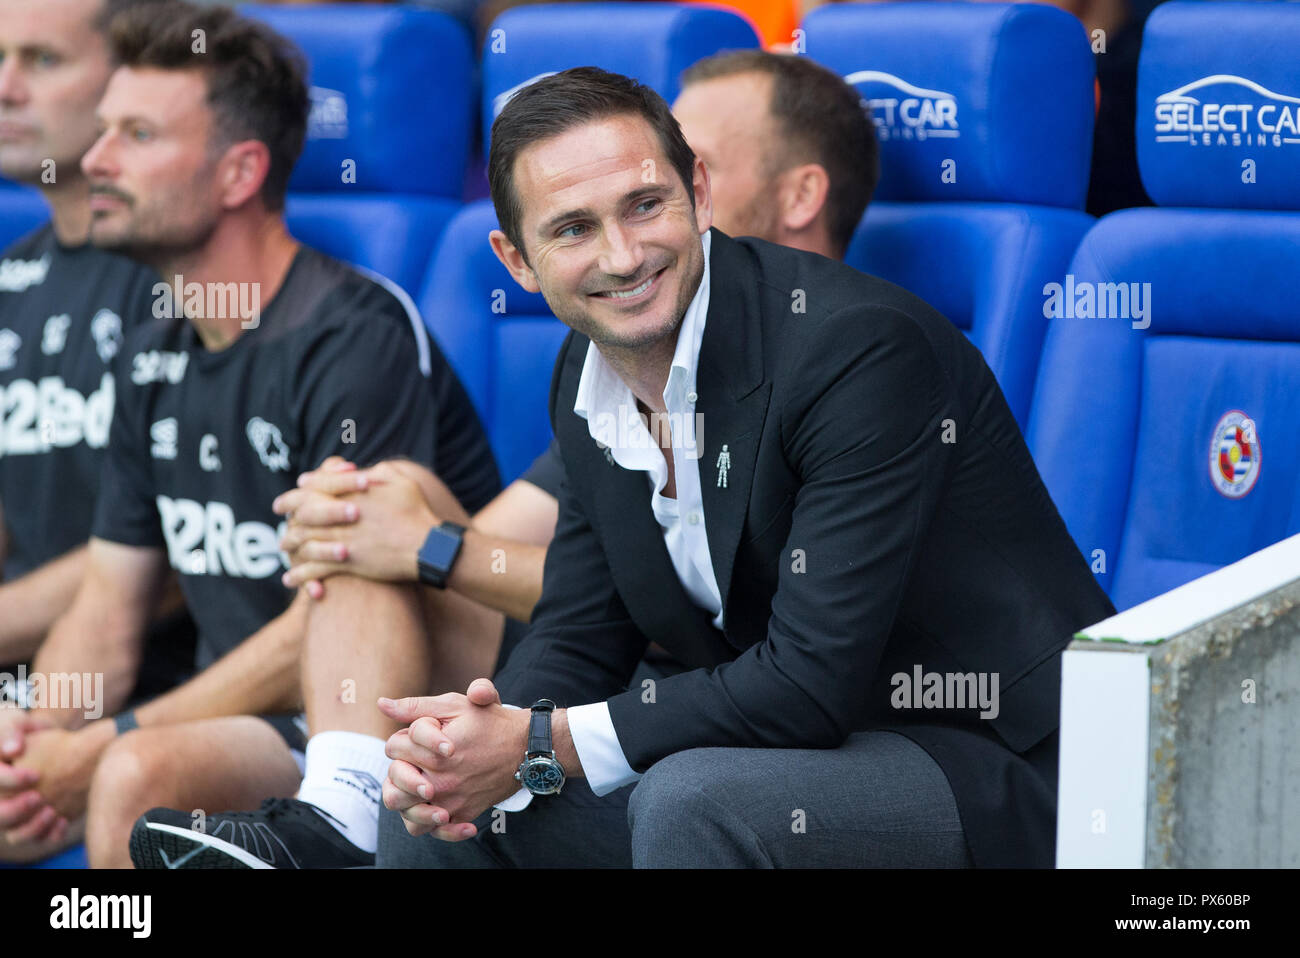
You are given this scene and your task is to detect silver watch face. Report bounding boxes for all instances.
[520,756,565,795]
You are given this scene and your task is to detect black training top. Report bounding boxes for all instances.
[0,223,156,579]
[93,245,500,668]
[519,437,564,499]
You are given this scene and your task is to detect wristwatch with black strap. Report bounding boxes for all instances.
[416,520,466,589]
[515,699,566,796]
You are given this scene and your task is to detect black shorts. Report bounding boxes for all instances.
[260,712,309,756]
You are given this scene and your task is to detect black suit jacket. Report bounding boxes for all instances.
[495,229,1115,868]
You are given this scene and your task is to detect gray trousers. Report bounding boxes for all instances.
[376,729,972,868]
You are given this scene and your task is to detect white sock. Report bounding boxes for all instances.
[295,730,390,854]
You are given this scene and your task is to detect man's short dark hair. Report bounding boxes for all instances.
[106,0,309,212]
[488,67,698,266]
[681,49,879,258]
[93,0,164,38]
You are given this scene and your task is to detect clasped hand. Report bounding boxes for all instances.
[379,678,529,843]
[0,710,96,845]
[273,457,438,597]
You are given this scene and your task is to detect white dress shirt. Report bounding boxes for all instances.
[498,231,722,809]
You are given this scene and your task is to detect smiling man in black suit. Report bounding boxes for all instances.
[387,65,1115,869]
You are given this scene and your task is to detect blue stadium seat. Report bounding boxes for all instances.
[809,2,1097,426]
[0,843,88,869]
[1026,0,1300,610]
[419,201,563,484]
[283,194,459,298]
[428,3,759,481]
[481,2,760,147]
[0,183,49,250]
[242,4,471,293]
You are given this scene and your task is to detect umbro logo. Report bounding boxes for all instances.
[334,768,383,805]
[246,416,290,473]
[0,329,20,370]
[150,418,178,460]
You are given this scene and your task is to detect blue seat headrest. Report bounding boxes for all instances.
[242,4,472,198]
[804,1,1095,208]
[481,2,759,146]
[1137,1,1300,210]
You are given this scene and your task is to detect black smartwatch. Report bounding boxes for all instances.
[515,699,566,796]
[416,521,466,589]
[113,710,139,735]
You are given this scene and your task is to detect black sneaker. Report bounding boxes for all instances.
[129,797,374,869]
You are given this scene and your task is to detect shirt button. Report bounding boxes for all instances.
[688,511,701,525]
[686,391,698,404]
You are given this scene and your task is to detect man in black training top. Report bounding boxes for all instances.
[0,0,196,864]
[4,1,500,868]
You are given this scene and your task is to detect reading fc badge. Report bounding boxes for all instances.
[1209,410,1260,499]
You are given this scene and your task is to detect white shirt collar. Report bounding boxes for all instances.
[574,230,711,439]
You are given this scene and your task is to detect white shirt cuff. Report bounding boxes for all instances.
[568,702,641,796]
[494,786,533,812]
[494,704,533,812]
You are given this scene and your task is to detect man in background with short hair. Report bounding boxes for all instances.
[0,0,501,868]
[0,0,195,864]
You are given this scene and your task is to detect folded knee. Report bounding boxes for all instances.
[90,731,167,812]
